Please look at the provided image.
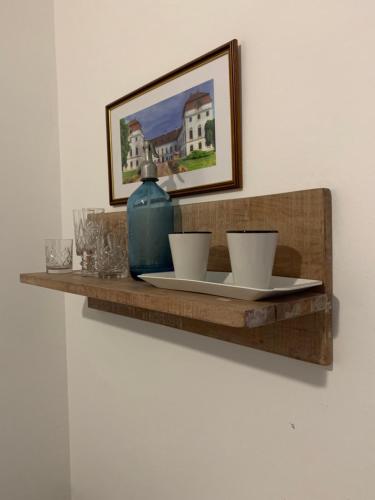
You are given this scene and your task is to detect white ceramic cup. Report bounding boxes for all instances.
[168,232,212,281]
[227,230,278,288]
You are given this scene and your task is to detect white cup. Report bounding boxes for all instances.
[168,232,212,281]
[227,230,278,288]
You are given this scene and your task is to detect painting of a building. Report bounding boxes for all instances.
[124,119,144,171]
[123,88,215,173]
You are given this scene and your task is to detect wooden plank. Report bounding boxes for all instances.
[19,272,327,329]
[88,299,331,365]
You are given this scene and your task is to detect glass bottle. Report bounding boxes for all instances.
[127,141,174,279]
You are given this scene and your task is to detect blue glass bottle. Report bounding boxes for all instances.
[127,141,174,279]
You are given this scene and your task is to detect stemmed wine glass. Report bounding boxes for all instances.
[73,208,104,275]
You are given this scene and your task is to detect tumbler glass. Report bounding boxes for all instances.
[96,216,128,279]
[45,238,73,273]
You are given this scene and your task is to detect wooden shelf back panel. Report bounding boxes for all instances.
[104,188,332,292]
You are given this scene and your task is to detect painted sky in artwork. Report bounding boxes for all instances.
[122,79,214,139]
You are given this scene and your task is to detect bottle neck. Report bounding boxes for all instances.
[142,177,158,182]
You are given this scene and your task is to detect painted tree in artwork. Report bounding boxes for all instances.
[120,119,130,167]
[205,119,216,149]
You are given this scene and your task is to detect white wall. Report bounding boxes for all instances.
[0,1,70,499]
[54,1,375,499]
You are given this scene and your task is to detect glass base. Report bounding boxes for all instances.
[98,271,128,279]
[46,267,73,274]
[80,271,99,277]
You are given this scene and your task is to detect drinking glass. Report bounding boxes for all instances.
[45,239,73,273]
[96,216,128,279]
[73,208,104,275]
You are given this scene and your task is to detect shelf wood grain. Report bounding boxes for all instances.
[20,272,328,329]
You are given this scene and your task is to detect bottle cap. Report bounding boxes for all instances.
[140,140,158,180]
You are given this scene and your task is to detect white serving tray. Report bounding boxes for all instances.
[139,272,322,301]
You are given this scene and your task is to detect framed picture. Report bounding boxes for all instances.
[106,39,242,205]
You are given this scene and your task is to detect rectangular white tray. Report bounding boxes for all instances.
[139,272,322,301]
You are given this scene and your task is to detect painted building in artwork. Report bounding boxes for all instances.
[125,119,145,171]
[152,128,180,163]
[179,91,214,157]
[122,91,214,172]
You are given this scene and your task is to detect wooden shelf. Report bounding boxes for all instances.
[20,272,328,329]
[20,188,333,366]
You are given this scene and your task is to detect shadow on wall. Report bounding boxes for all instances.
[82,300,331,388]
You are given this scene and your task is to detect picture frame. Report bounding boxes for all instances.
[106,39,242,205]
